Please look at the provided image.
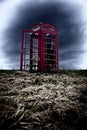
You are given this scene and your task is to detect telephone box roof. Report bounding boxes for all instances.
[31,22,57,32]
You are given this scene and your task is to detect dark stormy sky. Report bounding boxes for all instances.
[0,0,87,69]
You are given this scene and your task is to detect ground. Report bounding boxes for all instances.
[0,70,87,130]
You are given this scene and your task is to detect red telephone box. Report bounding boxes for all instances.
[20,23,59,73]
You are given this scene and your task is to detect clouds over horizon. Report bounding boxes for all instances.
[0,0,87,69]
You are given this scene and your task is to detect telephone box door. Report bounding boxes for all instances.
[44,34,56,72]
[20,31,39,72]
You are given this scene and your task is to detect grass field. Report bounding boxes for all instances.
[0,70,87,130]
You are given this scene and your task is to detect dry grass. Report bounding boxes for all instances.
[0,70,87,130]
